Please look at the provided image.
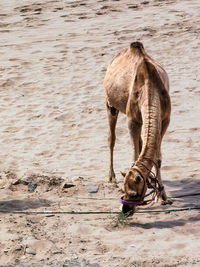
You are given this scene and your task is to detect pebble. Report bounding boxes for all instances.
[12,179,21,185]
[62,182,75,189]
[88,185,99,193]
[21,177,33,185]
[84,183,99,193]
[28,183,37,191]
[25,247,36,255]
[64,258,100,267]
[13,245,23,252]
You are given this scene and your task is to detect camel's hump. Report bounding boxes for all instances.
[130,42,145,54]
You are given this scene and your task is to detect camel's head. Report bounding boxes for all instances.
[121,169,147,215]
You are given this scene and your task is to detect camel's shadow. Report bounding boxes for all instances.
[129,177,200,229]
[130,213,200,229]
[0,198,50,212]
[165,177,200,206]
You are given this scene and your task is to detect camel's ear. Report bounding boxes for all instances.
[120,171,126,178]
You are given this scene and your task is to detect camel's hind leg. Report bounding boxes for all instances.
[156,118,173,205]
[106,103,119,182]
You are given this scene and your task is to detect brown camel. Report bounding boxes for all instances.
[103,42,172,214]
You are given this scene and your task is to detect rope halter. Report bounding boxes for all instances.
[120,159,164,207]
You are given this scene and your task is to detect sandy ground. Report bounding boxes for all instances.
[0,0,200,266]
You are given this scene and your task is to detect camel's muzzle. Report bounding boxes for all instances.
[120,196,144,216]
[120,187,156,215]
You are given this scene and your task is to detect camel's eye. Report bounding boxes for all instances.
[135,176,141,184]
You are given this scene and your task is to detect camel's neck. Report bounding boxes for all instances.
[137,80,161,173]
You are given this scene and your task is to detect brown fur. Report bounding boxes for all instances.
[103,42,172,210]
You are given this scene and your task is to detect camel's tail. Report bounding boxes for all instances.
[130,41,146,55]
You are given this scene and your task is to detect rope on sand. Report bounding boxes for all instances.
[62,192,200,200]
[0,192,200,215]
[0,206,200,215]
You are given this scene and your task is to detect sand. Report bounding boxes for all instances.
[0,0,200,266]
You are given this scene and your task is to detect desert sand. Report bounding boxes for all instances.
[0,0,200,266]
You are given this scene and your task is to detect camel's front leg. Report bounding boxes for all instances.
[106,103,119,183]
[127,118,142,164]
[156,159,173,205]
[156,118,173,205]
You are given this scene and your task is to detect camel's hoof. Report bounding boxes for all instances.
[161,197,173,205]
[106,177,117,183]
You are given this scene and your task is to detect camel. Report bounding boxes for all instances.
[103,42,173,214]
